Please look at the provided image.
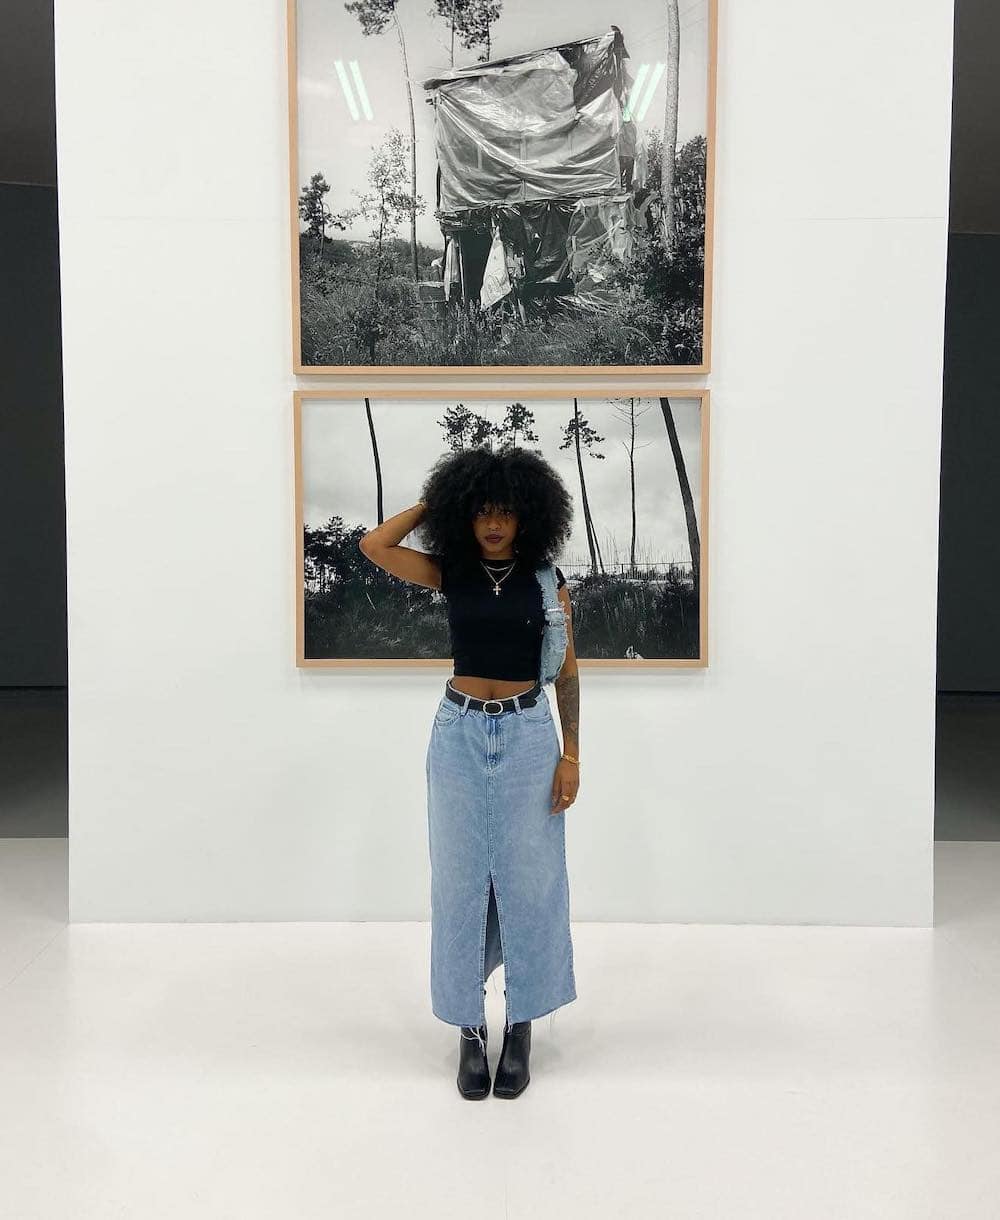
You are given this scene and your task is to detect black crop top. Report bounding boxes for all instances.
[438,556,566,681]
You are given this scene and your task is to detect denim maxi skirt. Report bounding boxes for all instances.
[425,680,577,1028]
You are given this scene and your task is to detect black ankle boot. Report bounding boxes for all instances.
[457,1024,490,1099]
[492,1020,531,1098]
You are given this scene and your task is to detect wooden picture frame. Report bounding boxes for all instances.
[286,0,717,374]
[294,388,710,668]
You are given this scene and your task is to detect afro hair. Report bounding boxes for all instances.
[418,447,573,579]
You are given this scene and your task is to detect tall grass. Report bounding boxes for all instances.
[305,538,699,662]
[562,534,699,660]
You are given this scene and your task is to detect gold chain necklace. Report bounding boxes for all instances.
[479,558,516,597]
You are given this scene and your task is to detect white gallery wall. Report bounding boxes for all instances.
[55,0,953,923]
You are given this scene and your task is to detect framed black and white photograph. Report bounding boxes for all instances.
[287,0,717,373]
[294,389,709,666]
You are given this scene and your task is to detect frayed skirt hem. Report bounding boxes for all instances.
[432,988,577,1030]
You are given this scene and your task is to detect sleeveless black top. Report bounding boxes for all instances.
[438,556,566,681]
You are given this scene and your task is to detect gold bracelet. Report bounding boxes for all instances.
[561,752,579,765]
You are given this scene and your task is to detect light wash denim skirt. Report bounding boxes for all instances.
[425,679,577,1028]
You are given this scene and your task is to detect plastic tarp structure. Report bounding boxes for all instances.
[479,229,512,310]
[422,29,633,306]
[567,194,635,288]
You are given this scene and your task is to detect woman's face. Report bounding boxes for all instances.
[472,501,519,556]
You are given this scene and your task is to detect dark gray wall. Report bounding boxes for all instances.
[0,0,56,188]
[0,184,66,685]
[936,0,1000,691]
[938,237,1000,690]
[0,0,65,686]
[948,0,1000,237]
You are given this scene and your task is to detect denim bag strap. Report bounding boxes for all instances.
[534,562,568,685]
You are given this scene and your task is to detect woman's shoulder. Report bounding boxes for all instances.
[534,561,566,589]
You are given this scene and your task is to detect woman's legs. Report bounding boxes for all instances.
[427,685,575,1096]
[489,700,576,1024]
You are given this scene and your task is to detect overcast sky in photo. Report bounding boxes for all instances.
[301,396,703,573]
[296,0,710,247]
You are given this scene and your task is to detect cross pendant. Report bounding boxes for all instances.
[493,583,501,596]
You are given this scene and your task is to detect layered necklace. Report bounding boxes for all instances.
[480,557,516,597]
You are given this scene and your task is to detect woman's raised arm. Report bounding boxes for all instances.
[358,501,442,590]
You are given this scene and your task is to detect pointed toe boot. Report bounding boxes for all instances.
[457,1024,490,1100]
[492,1020,531,1098]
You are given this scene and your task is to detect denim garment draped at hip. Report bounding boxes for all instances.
[425,682,577,1028]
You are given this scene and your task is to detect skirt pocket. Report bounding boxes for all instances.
[519,692,553,723]
[433,695,462,727]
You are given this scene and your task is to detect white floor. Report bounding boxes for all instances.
[3,839,1000,1219]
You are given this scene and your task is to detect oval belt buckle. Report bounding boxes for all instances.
[482,699,505,715]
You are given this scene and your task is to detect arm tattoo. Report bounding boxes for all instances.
[554,670,579,757]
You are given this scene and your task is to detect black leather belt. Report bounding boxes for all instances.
[444,678,542,715]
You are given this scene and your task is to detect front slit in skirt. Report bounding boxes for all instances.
[425,681,577,1029]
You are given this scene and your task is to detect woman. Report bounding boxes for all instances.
[359,446,580,1100]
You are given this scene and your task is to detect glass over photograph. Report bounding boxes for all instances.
[289,0,716,371]
[294,391,709,666]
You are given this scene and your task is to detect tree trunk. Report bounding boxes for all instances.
[365,397,385,525]
[370,202,386,361]
[628,398,637,573]
[592,521,606,575]
[659,397,699,585]
[375,201,386,297]
[660,0,680,250]
[572,398,599,575]
[394,15,420,283]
